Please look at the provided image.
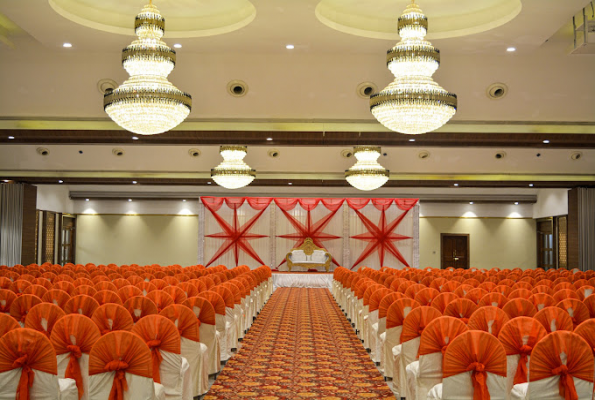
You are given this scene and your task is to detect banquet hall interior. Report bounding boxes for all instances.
[0,0,594,399]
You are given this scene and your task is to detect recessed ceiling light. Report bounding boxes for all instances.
[267,138,273,141]
[128,199,132,202]
[469,202,474,205]
[85,198,89,202]
[173,44,182,48]
[182,199,186,202]
[132,136,139,140]
[288,182,293,185]
[543,140,550,144]
[506,47,516,52]
[132,181,137,184]
[286,44,295,50]
[514,202,519,205]
[3,180,9,183]
[8,136,14,140]
[207,181,212,185]
[529,183,534,187]
[63,43,72,48]
[454,183,459,187]
[409,139,415,142]
[58,180,64,184]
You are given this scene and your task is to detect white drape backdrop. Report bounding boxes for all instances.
[200,197,419,271]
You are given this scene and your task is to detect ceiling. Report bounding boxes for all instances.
[0,0,594,195]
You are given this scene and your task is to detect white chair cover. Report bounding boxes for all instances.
[441,371,507,400]
[383,325,403,379]
[181,338,209,397]
[57,353,90,400]
[59,378,79,400]
[398,337,421,400]
[200,323,221,375]
[0,369,61,400]
[225,306,237,353]
[510,376,593,400]
[159,350,183,400]
[88,372,155,400]
[215,314,229,361]
[406,351,443,400]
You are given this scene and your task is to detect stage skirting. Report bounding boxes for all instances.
[272,272,333,290]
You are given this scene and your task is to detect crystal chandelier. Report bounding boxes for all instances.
[370,1,457,135]
[345,146,389,191]
[211,146,256,189]
[104,2,192,135]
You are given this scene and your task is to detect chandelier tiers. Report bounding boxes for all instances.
[104,2,192,135]
[211,145,256,190]
[345,146,390,191]
[370,1,457,135]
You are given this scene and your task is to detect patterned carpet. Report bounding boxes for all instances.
[205,288,394,399]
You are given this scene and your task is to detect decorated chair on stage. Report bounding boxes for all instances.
[286,238,331,272]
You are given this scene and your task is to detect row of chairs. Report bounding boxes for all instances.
[333,266,595,400]
[0,263,273,400]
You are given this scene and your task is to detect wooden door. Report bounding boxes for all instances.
[441,234,469,269]
[60,216,76,264]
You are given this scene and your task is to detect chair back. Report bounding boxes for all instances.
[468,306,510,337]
[24,303,65,338]
[91,304,134,335]
[64,295,100,318]
[123,296,158,323]
[443,298,478,324]
[10,294,42,323]
[534,306,574,333]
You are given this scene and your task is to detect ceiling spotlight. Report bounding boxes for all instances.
[529,183,534,187]
[128,199,132,202]
[63,43,72,48]
[85,199,89,202]
[173,44,182,48]
[266,138,273,141]
[469,202,474,205]
[207,182,212,185]
[286,44,295,50]
[3,180,9,183]
[8,136,14,140]
[132,181,137,184]
[454,183,459,187]
[132,136,139,140]
[543,140,550,144]
[514,202,519,205]
[182,199,186,202]
[506,47,516,52]
[288,182,293,185]
[58,180,64,184]
[409,139,415,142]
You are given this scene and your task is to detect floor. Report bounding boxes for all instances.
[203,288,395,399]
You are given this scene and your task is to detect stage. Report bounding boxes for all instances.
[272,272,333,290]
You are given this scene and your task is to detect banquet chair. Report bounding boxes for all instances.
[24,303,66,338]
[88,330,159,400]
[0,289,17,314]
[405,316,468,400]
[498,316,547,395]
[10,294,43,325]
[162,286,187,305]
[0,313,20,337]
[51,314,101,400]
[146,291,175,313]
[91,303,134,335]
[427,331,507,400]
[362,283,384,351]
[385,297,421,395]
[528,293,556,311]
[160,305,209,397]
[368,288,393,364]
[467,306,510,337]
[574,319,595,385]
[396,306,442,400]
[64,295,100,319]
[221,281,243,347]
[534,306,574,333]
[503,298,537,319]
[0,328,78,400]
[132,315,189,400]
[197,291,229,361]
[510,331,594,400]
[93,290,123,306]
[183,297,221,375]
[556,298,589,329]
[211,286,238,354]
[443,298,478,324]
[123,296,158,323]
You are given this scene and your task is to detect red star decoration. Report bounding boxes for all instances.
[350,208,412,269]
[277,207,342,267]
[205,207,268,267]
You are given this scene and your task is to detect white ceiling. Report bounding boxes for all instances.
[0,0,594,195]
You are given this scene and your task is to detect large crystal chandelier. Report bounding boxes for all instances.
[370,1,457,135]
[211,146,256,189]
[345,146,389,191]
[104,2,192,135]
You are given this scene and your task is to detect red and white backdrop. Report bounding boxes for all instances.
[199,197,419,271]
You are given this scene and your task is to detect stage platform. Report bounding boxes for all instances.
[272,272,333,290]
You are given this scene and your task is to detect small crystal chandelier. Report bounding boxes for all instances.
[370,1,457,135]
[345,146,389,191]
[211,146,256,189]
[104,1,192,135]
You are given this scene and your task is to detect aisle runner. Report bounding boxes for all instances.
[205,288,394,399]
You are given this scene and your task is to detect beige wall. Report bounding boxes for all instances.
[76,215,198,266]
[419,217,537,270]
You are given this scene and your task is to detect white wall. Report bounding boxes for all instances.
[74,199,199,215]
[419,202,537,270]
[533,189,568,219]
[36,185,74,213]
[76,214,198,266]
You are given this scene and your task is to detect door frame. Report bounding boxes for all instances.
[440,233,470,269]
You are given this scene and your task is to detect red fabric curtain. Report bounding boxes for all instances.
[395,199,419,211]
[346,198,370,210]
[274,198,300,211]
[371,198,394,211]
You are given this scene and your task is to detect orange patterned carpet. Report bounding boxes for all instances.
[205,288,394,399]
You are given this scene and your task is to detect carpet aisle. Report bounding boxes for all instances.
[205,288,394,399]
